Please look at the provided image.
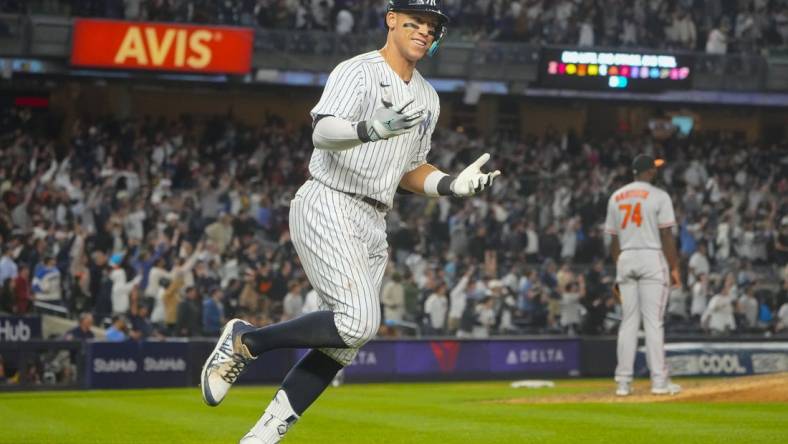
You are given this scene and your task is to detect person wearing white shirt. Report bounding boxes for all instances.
[736,286,759,330]
[380,273,406,324]
[335,8,354,35]
[145,257,173,300]
[448,266,474,334]
[666,286,689,321]
[525,222,539,262]
[301,288,320,314]
[776,302,788,333]
[688,244,710,287]
[472,297,496,338]
[690,273,709,321]
[701,274,737,334]
[424,284,449,335]
[282,282,304,321]
[109,259,141,315]
[705,23,729,54]
[559,278,585,334]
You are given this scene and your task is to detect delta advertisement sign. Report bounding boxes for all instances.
[635,342,788,377]
[70,19,253,74]
[335,339,580,379]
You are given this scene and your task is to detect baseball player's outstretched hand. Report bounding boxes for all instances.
[363,92,425,142]
[451,153,501,196]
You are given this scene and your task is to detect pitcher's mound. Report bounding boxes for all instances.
[502,372,788,404]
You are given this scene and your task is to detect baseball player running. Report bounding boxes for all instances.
[605,154,681,396]
[200,1,501,442]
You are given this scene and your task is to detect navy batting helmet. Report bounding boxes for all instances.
[386,0,449,57]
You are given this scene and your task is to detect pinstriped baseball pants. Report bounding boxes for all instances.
[289,179,388,366]
[614,249,671,386]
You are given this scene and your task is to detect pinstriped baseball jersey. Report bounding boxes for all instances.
[309,50,440,207]
[604,181,676,250]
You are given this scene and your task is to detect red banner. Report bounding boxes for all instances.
[71,19,253,74]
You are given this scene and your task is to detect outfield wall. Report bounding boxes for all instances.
[2,336,787,390]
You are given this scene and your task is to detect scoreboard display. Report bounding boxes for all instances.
[539,48,694,92]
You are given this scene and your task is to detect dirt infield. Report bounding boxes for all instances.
[502,373,788,404]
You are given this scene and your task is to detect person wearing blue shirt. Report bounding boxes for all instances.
[202,288,225,336]
[105,316,128,342]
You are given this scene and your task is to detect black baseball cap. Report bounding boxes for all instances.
[632,154,665,175]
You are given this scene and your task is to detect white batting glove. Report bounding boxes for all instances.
[450,153,502,197]
[360,90,425,142]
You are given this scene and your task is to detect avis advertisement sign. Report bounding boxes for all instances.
[0,316,42,342]
[86,341,190,388]
[71,19,253,74]
[635,342,788,377]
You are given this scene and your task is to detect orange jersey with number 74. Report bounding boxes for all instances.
[604,181,676,250]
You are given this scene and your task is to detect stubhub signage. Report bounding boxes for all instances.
[0,316,42,342]
[86,341,189,388]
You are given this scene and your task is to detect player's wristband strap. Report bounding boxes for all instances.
[356,120,380,143]
[356,121,371,143]
[424,171,456,197]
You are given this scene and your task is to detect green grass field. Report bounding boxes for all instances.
[1,380,786,444]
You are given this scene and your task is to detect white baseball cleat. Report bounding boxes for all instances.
[615,381,633,396]
[651,382,681,395]
[240,390,299,444]
[201,318,257,406]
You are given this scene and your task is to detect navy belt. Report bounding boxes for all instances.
[341,191,388,212]
[306,176,388,212]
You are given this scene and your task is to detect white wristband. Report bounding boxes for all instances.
[423,170,448,197]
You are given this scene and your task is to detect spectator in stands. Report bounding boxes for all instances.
[109,253,140,315]
[775,216,788,266]
[12,264,31,314]
[32,254,61,307]
[381,272,405,329]
[706,20,730,54]
[202,287,225,337]
[0,245,17,287]
[335,5,354,35]
[424,282,449,336]
[448,266,474,335]
[176,286,201,337]
[776,295,788,335]
[472,296,496,338]
[130,304,158,340]
[64,313,95,341]
[582,260,613,334]
[559,276,585,335]
[144,257,172,307]
[701,274,737,335]
[690,272,709,322]
[667,285,689,322]
[281,280,303,322]
[688,243,711,288]
[105,315,128,342]
[496,281,519,334]
[204,211,234,254]
[736,285,760,331]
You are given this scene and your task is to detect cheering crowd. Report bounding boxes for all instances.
[2,0,787,54]
[0,105,787,340]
